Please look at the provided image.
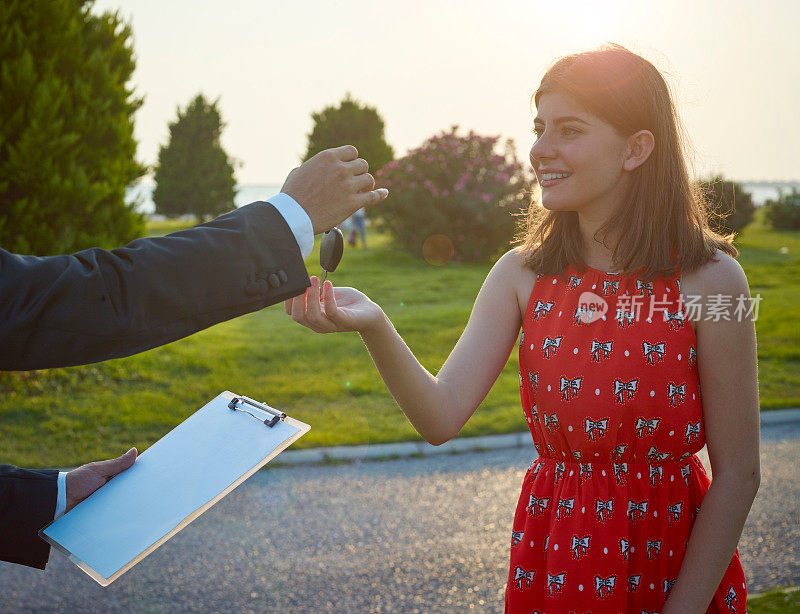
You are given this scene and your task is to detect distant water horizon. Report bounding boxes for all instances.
[128,184,283,215]
[127,181,800,215]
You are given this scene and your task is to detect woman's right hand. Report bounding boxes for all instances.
[284,276,386,335]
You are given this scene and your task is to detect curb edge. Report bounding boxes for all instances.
[273,408,800,468]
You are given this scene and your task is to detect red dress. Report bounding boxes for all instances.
[506,262,747,613]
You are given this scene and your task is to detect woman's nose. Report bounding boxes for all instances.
[530,133,555,167]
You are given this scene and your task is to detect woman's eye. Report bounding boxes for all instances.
[532,126,580,138]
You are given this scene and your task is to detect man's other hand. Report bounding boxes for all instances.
[281,145,389,234]
[65,447,137,512]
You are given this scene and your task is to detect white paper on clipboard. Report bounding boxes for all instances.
[40,391,309,586]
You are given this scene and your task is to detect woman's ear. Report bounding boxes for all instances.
[623,130,655,171]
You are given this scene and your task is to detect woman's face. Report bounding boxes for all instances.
[530,91,631,215]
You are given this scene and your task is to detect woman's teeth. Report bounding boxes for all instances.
[542,172,572,181]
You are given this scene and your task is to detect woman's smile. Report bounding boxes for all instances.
[539,170,573,188]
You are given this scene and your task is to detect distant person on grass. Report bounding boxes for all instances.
[347,207,367,247]
[0,145,388,570]
[285,45,759,613]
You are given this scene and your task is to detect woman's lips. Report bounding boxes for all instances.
[540,175,570,188]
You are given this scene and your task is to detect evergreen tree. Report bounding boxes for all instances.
[303,94,394,171]
[153,94,236,222]
[0,0,146,255]
[765,187,800,231]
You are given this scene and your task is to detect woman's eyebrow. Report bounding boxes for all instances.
[533,115,591,126]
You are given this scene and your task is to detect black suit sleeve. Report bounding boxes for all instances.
[0,202,311,370]
[0,466,58,569]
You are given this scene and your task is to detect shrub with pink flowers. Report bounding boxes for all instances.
[373,127,533,263]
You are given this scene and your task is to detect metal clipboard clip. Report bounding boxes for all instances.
[227,396,286,428]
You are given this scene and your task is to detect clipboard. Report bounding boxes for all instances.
[39,391,310,586]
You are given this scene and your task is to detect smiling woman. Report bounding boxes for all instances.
[284,43,759,614]
[520,44,738,279]
[505,44,757,614]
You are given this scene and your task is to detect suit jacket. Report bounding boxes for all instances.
[0,201,311,568]
[0,466,58,569]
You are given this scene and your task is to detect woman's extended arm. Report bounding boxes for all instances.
[662,253,761,614]
[284,248,527,445]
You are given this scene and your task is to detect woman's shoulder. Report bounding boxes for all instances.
[679,250,751,331]
[681,250,749,298]
[494,246,530,271]
[491,247,539,319]
[497,246,543,280]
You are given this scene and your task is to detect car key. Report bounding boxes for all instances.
[319,226,344,284]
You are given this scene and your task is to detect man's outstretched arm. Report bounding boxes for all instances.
[0,200,307,369]
[0,146,387,370]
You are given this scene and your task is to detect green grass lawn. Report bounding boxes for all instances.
[142,216,199,236]
[747,587,800,613]
[1,207,798,467]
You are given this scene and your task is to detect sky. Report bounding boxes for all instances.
[94,0,800,184]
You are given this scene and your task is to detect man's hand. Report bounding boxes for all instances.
[65,447,137,512]
[281,145,389,234]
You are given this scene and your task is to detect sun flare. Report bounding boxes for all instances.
[551,0,628,51]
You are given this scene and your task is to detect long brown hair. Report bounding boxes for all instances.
[516,43,737,282]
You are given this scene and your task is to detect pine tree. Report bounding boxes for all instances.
[0,0,145,255]
[153,95,236,222]
[303,94,394,171]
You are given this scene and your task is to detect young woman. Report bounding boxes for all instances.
[285,44,760,613]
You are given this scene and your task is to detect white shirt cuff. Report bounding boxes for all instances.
[266,193,314,260]
[54,471,67,520]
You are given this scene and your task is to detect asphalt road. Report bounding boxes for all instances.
[2,421,797,613]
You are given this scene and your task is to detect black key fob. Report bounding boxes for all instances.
[320,226,344,274]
